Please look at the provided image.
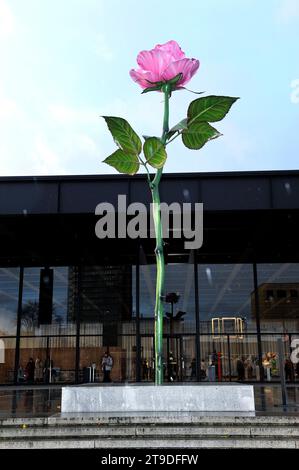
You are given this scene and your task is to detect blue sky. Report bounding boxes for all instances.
[0,0,298,176]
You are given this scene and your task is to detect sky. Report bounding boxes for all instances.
[0,0,298,176]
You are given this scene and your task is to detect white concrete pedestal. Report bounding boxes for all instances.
[61,384,255,413]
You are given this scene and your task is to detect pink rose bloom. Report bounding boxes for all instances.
[130,40,200,90]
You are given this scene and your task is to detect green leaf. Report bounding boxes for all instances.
[182,122,222,150]
[142,135,160,141]
[103,149,140,175]
[167,118,188,140]
[102,116,142,155]
[143,137,167,169]
[187,95,239,123]
[170,118,188,133]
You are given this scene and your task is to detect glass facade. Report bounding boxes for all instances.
[0,268,19,336]
[0,261,299,385]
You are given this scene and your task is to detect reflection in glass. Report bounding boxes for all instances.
[0,268,19,336]
[0,338,16,384]
[138,253,195,333]
[256,263,299,333]
[19,267,76,384]
[21,267,73,335]
[198,264,256,333]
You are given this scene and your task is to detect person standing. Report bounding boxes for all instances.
[285,358,294,381]
[245,356,253,380]
[43,356,54,384]
[142,359,149,380]
[101,352,113,383]
[25,357,35,384]
[200,359,207,379]
[190,358,196,380]
[34,357,43,383]
[236,357,245,382]
[17,364,25,383]
[168,351,177,382]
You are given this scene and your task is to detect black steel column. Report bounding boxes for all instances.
[14,266,24,384]
[46,336,50,359]
[193,250,201,381]
[136,246,141,382]
[277,337,288,407]
[75,265,82,384]
[253,262,264,383]
[227,335,232,382]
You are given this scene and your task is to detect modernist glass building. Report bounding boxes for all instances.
[0,170,299,385]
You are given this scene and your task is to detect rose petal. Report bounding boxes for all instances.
[136,49,172,82]
[154,40,185,60]
[162,58,200,86]
[129,68,156,89]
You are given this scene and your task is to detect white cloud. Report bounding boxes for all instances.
[0,0,15,37]
[0,96,19,120]
[32,131,101,176]
[221,122,255,165]
[275,0,299,23]
[48,103,99,126]
[32,135,66,175]
[62,132,98,163]
[95,33,114,61]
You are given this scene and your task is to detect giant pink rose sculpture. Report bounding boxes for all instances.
[102,40,238,385]
[129,40,200,90]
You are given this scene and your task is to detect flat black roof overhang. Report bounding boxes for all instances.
[0,170,298,266]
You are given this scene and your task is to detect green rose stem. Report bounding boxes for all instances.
[149,83,170,385]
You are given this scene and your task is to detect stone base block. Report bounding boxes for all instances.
[61,384,255,413]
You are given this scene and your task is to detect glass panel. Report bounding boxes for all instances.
[21,267,75,336]
[200,334,226,382]
[78,264,135,382]
[227,334,259,382]
[260,333,299,383]
[198,264,256,333]
[79,335,102,383]
[19,336,76,384]
[164,258,196,334]
[200,334,259,382]
[141,335,154,382]
[140,334,197,383]
[0,337,16,384]
[78,265,133,340]
[256,263,299,333]
[119,333,136,383]
[0,267,19,336]
[139,253,196,334]
[164,335,196,382]
[79,336,129,383]
[139,263,155,319]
